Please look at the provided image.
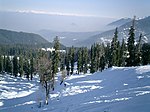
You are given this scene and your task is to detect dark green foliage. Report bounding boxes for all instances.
[100,55,105,72]
[142,43,150,65]
[5,56,12,73]
[52,36,60,76]
[13,56,18,77]
[65,51,70,75]
[60,53,65,71]
[19,55,24,77]
[0,55,3,72]
[111,27,119,66]
[30,57,34,80]
[105,43,111,68]
[120,39,127,66]
[70,47,75,74]
[126,18,136,66]
[3,55,6,72]
[116,41,121,66]
[90,43,105,73]
[83,47,88,73]
[135,34,142,66]
[90,45,95,73]
[23,58,30,79]
[77,48,82,74]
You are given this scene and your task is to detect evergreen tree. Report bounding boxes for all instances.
[126,17,136,66]
[135,34,142,66]
[60,53,65,71]
[94,44,99,71]
[105,43,111,68]
[23,57,30,80]
[65,51,70,75]
[99,55,105,72]
[5,56,12,73]
[13,56,18,77]
[19,55,24,77]
[83,47,88,74]
[0,55,3,73]
[70,46,75,75]
[111,27,118,66]
[30,56,34,80]
[120,38,126,66]
[142,43,150,65]
[52,36,60,76]
[90,45,96,73]
[3,55,6,72]
[77,48,82,74]
[116,41,121,66]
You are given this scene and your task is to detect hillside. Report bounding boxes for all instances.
[0,65,150,112]
[107,18,132,27]
[82,16,150,47]
[0,29,49,45]
[38,30,100,47]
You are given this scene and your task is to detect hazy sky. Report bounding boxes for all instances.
[0,0,150,32]
[0,0,150,18]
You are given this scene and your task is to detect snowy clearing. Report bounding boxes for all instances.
[0,65,150,112]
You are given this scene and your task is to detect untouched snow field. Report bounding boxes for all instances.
[0,65,150,112]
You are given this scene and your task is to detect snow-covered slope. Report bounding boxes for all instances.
[0,65,150,112]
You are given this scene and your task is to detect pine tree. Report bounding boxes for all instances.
[142,43,150,65]
[23,58,30,80]
[52,36,60,76]
[126,17,136,66]
[83,47,88,74]
[116,41,121,66]
[65,51,70,75]
[13,56,18,77]
[120,38,126,66]
[0,55,3,73]
[30,56,34,80]
[19,55,24,77]
[5,56,12,73]
[99,55,105,72]
[3,55,6,72]
[60,53,65,71]
[111,27,118,66]
[90,45,96,73]
[135,34,142,66]
[70,46,75,75]
[77,48,82,74]
[105,43,111,68]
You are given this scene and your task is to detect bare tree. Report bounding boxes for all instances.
[36,50,54,105]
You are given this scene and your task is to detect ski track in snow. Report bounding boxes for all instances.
[0,65,150,112]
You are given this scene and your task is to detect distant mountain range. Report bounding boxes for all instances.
[1,16,150,48]
[81,16,150,47]
[38,30,101,47]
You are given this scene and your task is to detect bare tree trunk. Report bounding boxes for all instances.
[45,81,49,105]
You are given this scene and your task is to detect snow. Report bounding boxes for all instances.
[0,102,3,106]
[136,65,150,74]
[76,80,102,84]
[0,65,150,112]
